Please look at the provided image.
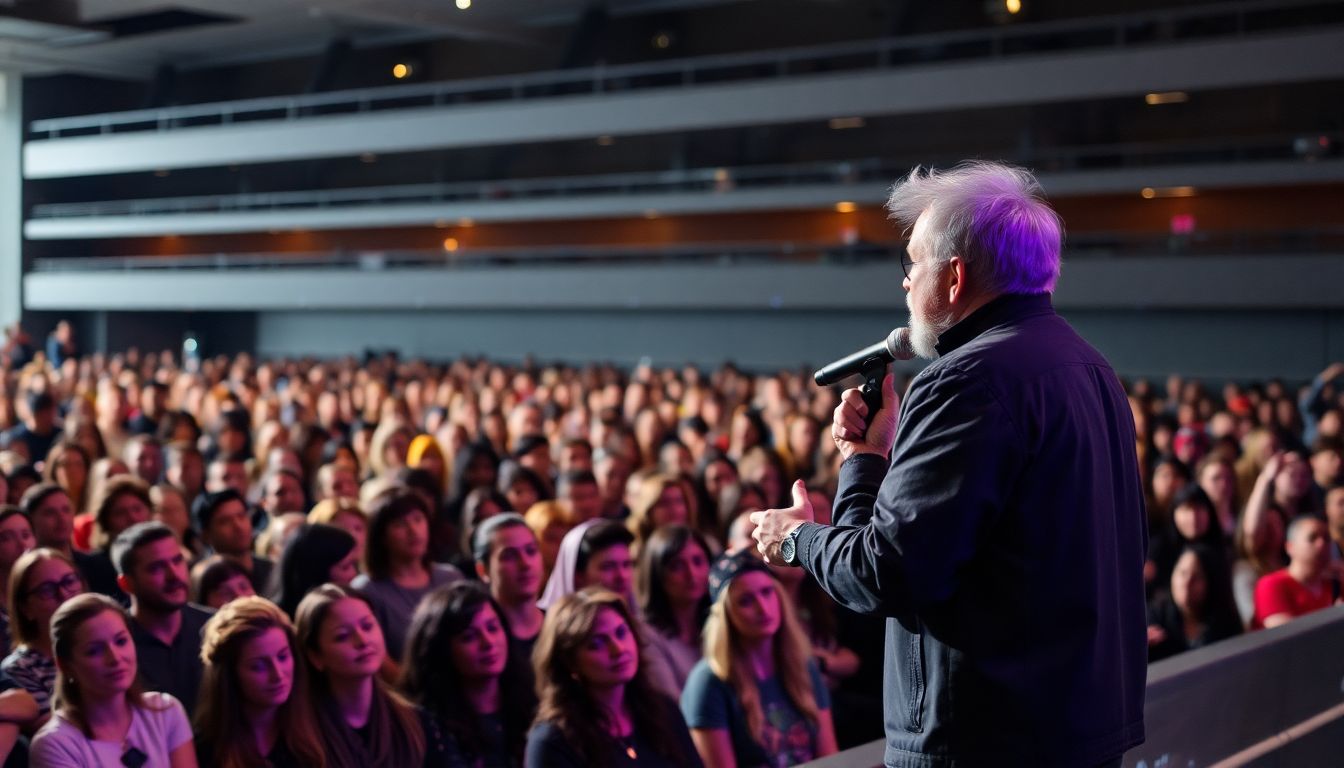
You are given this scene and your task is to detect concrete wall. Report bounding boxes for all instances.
[245,306,1344,383]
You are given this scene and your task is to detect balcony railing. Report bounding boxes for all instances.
[27,0,1342,140]
[26,227,1344,274]
[27,131,1342,221]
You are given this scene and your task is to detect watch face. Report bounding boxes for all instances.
[780,535,796,564]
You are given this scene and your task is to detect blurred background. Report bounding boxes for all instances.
[1,0,1342,378]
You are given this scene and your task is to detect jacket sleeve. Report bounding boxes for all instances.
[795,364,1025,615]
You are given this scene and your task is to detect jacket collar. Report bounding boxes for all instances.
[934,292,1055,357]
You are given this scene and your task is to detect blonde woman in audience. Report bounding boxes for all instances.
[680,550,836,768]
[194,596,325,768]
[523,500,571,583]
[626,473,700,556]
[30,593,196,767]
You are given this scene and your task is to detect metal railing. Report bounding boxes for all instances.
[26,228,1344,274]
[27,131,1342,221]
[27,0,1343,139]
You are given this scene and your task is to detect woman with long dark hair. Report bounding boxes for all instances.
[402,582,535,767]
[294,584,443,768]
[525,588,701,768]
[272,524,358,619]
[636,525,712,691]
[195,596,325,767]
[1147,544,1242,662]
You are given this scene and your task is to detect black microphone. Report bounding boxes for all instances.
[813,328,914,387]
[814,328,914,435]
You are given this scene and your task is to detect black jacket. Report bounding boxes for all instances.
[795,293,1147,767]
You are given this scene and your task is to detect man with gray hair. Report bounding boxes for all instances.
[752,162,1146,766]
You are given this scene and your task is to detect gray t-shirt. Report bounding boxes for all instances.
[30,692,192,767]
[352,563,463,660]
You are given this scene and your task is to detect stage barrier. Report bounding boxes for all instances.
[801,605,1344,768]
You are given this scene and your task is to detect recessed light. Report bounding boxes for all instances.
[1144,91,1189,106]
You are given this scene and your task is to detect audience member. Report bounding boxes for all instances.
[636,525,711,691]
[471,514,544,662]
[526,588,701,768]
[21,484,119,599]
[1253,515,1339,629]
[402,582,535,768]
[189,556,256,610]
[112,521,212,718]
[193,489,273,592]
[681,550,837,767]
[0,507,35,657]
[195,596,325,768]
[273,524,359,619]
[3,548,84,721]
[30,593,196,767]
[352,487,463,661]
[294,584,442,768]
[1147,544,1242,661]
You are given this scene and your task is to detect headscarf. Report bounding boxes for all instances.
[537,518,602,610]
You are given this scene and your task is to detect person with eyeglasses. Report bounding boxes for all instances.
[749,162,1147,767]
[29,593,197,767]
[3,548,85,726]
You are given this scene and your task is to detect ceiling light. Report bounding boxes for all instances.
[1141,186,1197,198]
[652,32,672,50]
[442,237,459,252]
[1005,0,1022,14]
[456,0,470,9]
[458,218,474,228]
[392,63,412,79]
[835,201,857,213]
[1144,91,1189,106]
[828,116,866,130]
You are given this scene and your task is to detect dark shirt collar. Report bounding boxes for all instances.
[934,292,1055,357]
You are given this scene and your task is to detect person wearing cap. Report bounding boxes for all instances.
[749,162,1146,767]
[680,549,836,767]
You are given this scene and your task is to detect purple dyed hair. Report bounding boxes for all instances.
[886,161,1063,295]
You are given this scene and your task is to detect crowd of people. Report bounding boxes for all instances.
[0,326,1332,766]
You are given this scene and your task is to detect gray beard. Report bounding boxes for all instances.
[906,292,955,360]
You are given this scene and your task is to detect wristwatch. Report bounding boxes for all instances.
[780,524,804,566]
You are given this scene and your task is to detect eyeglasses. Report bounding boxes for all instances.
[900,252,919,279]
[26,572,82,602]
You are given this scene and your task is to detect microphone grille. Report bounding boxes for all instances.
[885,327,915,361]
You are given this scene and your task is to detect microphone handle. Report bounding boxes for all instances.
[859,360,888,438]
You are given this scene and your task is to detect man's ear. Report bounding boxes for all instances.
[475,560,489,583]
[116,573,132,595]
[946,256,969,305]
